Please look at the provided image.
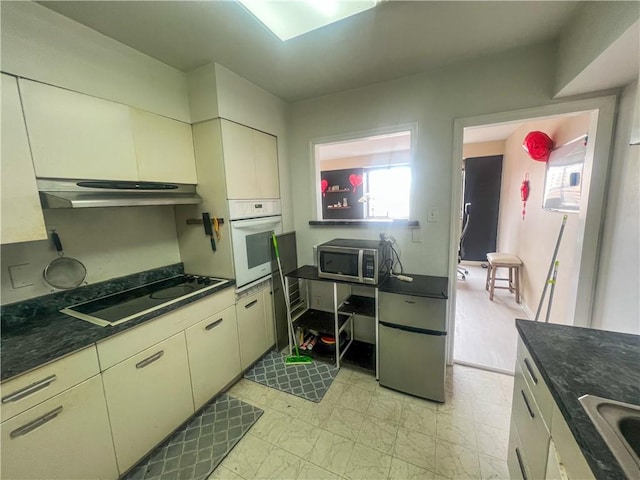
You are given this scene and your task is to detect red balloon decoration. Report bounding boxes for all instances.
[349,173,363,193]
[320,179,328,197]
[523,131,554,162]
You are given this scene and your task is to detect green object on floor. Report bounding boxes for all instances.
[272,233,313,366]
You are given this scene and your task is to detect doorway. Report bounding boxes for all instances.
[447,96,617,373]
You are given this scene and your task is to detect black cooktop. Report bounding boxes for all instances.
[61,275,229,326]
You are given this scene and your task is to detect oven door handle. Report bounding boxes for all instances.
[231,217,281,229]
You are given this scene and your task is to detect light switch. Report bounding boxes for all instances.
[8,264,34,288]
[428,207,439,222]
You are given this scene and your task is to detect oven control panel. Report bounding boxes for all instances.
[228,199,282,220]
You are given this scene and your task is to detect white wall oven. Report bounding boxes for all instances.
[229,199,282,289]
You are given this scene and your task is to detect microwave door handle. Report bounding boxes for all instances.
[358,249,364,283]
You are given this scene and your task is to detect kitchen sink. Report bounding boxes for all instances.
[579,394,640,479]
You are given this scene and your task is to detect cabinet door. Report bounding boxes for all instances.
[236,291,267,370]
[19,79,138,180]
[185,306,241,410]
[263,285,275,348]
[102,332,194,474]
[130,108,197,184]
[221,120,257,199]
[1,375,118,480]
[0,74,47,244]
[253,129,279,198]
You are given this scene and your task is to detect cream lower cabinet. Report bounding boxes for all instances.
[236,290,268,370]
[508,337,594,480]
[186,305,241,410]
[102,332,194,474]
[264,285,275,348]
[1,375,118,480]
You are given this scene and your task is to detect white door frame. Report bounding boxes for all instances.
[446,96,617,366]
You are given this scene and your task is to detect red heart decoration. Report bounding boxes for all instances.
[321,179,329,197]
[349,174,363,192]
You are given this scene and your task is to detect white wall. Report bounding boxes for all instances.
[555,2,639,95]
[0,2,188,305]
[288,42,561,272]
[1,207,181,304]
[0,1,190,122]
[591,80,640,334]
[497,114,591,324]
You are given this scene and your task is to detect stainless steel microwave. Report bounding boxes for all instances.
[317,239,383,284]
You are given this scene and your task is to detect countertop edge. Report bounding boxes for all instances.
[1,280,236,383]
[515,319,633,480]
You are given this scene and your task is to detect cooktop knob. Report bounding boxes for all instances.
[196,277,205,284]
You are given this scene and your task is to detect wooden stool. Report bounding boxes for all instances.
[485,253,522,303]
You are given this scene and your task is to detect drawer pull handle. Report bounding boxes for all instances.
[136,350,164,369]
[405,300,416,304]
[515,447,528,480]
[523,358,538,384]
[205,318,224,330]
[10,406,63,438]
[521,390,535,419]
[245,300,258,309]
[2,375,57,404]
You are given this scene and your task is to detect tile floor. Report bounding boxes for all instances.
[209,364,514,480]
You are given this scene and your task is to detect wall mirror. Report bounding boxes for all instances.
[314,127,415,221]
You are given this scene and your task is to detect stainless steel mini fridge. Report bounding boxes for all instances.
[378,290,447,402]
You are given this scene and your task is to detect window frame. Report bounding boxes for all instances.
[311,123,418,222]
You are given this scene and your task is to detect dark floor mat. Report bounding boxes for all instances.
[123,393,263,480]
[244,350,338,403]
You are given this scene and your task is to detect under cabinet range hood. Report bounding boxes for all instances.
[37,178,202,208]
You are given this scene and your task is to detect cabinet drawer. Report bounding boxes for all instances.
[186,306,241,410]
[1,375,118,480]
[512,366,549,480]
[236,291,268,370]
[507,423,531,480]
[517,337,554,430]
[379,292,446,331]
[97,288,234,370]
[102,332,194,473]
[1,346,99,422]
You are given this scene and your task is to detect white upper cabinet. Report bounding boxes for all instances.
[1,74,47,245]
[130,108,197,184]
[19,78,139,181]
[253,128,279,198]
[221,119,279,199]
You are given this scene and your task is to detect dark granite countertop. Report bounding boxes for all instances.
[516,319,640,480]
[1,265,235,382]
[286,265,448,300]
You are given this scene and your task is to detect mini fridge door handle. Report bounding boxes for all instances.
[379,321,447,336]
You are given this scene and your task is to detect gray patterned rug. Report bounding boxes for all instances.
[123,394,263,480]
[244,350,339,402]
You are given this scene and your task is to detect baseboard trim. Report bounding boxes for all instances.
[453,359,514,376]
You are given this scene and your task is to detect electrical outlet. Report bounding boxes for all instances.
[313,296,322,308]
[8,264,33,288]
[428,207,439,222]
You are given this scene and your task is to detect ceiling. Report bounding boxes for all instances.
[39,1,582,103]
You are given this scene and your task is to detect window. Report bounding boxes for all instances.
[364,165,411,219]
[314,127,414,221]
